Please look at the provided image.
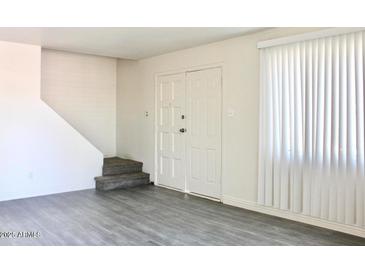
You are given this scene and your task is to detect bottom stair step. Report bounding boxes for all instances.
[95,172,150,191]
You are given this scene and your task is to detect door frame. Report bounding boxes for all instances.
[154,62,224,201]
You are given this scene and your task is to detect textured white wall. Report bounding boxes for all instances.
[41,50,117,157]
[0,41,103,202]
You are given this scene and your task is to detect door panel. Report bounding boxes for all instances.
[157,73,186,190]
[186,68,222,198]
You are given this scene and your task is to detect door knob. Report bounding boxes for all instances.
[179,128,186,133]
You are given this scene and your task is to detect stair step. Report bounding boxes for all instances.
[102,157,143,176]
[95,172,150,191]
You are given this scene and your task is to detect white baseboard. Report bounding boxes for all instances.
[222,195,365,239]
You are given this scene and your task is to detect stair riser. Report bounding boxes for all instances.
[102,165,142,176]
[96,178,150,191]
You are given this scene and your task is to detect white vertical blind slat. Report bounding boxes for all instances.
[355,32,364,226]
[258,50,266,205]
[280,46,290,210]
[311,40,321,218]
[346,33,356,225]
[264,50,274,206]
[273,49,281,208]
[337,35,347,224]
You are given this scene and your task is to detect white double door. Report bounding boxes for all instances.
[157,67,222,199]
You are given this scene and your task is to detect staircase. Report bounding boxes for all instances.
[95,157,150,191]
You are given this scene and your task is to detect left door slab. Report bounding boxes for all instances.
[157,73,186,190]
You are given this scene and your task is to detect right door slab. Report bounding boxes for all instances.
[186,67,222,199]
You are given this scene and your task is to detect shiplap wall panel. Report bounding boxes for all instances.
[41,50,117,156]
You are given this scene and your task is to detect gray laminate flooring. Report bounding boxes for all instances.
[0,185,364,246]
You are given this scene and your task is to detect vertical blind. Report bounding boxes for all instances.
[258,31,365,228]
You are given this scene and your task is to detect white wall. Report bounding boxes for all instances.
[0,41,103,202]
[41,49,117,157]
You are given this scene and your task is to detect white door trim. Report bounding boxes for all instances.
[154,62,224,201]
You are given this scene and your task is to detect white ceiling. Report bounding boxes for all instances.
[0,27,264,60]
